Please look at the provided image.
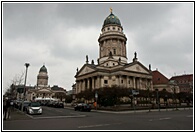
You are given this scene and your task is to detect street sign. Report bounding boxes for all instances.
[132,90,139,95]
[95,92,98,98]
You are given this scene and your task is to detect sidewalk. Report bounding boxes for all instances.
[3,109,31,121]
[64,106,193,114]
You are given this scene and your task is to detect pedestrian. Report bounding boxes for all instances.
[3,97,11,120]
[10,100,14,112]
[3,98,7,120]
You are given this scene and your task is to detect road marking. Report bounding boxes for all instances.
[32,115,86,119]
[78,123,121,129]
[159,117,171,120]
[149,117,171,121]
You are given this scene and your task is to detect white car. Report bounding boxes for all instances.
[26,102,42,115]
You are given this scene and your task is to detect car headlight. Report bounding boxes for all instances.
[29,108,33,113]
[38,108,42,113]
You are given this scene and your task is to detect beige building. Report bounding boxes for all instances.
[75,10,153,94]
[22,65,66,101]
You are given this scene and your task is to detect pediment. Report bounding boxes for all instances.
[77,65,96,76]
[124,63,150,74]
[37,88,52,93]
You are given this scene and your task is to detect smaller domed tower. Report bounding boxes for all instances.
[37,65,48,88]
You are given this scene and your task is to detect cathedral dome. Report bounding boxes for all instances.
[39,65,47,73]
[103,12,121,27]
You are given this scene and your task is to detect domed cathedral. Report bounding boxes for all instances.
[37,65,49,87]
[75,9,153,94]
[25,65,66,101]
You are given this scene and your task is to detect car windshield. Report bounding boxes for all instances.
[30,102,40,107]
[24,102,30,106]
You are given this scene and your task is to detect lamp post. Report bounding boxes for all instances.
[145,84,151,112]
[165,95,168,111]
[156,89,160,112]
[169,80,177,110]
[21,63,30,111]
[95,91,98,110]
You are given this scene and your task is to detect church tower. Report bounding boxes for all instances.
[37,65,48,88]
[98,8,127,66]
[75,9,152,94]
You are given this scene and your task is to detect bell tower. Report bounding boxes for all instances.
[98,9,127,66]
[37,65,48,88]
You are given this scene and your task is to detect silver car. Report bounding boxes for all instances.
[26,102,42,115]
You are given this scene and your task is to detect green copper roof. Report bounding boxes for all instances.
[39,65,47,73]
[103,13,121,27]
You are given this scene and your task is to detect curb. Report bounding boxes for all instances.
[64,106,192,114]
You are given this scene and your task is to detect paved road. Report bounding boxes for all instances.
[3,107,193,131]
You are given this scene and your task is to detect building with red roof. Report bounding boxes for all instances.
[170,74,193,93]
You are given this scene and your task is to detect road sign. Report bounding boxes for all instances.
[132,90,139,95]
[95,92,98,98]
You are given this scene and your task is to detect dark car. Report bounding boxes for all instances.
[23,101,31,111]
[74,103,91,112]
[18,101,31,111]
[47,101,55,107]
[54,102,64,108]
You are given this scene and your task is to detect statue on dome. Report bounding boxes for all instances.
[134,52,137,59]
[110,8,113,13]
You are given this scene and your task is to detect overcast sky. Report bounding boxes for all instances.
[3,2,194,93]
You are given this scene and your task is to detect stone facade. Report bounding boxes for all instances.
[75,10,153,94]
[16,65,67,101]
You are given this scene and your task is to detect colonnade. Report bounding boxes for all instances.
[76,75,152,94]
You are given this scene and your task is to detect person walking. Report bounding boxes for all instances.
[3,97,11,120]
[3,98,8,120]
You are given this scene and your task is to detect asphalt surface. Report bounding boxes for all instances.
[3,106,193,131]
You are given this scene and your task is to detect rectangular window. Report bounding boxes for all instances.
[113,49,116,55]
[104,80,108,84]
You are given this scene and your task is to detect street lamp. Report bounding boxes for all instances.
[21,63,30,111]
[95,91,98,110]
[169,80,177,110]
[156,89,160,112]
[165,95,168,111]
[146,84,151,112]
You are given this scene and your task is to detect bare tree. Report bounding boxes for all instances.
[11,71,25,85]
[4,71,25,97]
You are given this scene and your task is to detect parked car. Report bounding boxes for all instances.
[47,101,55,107]
[54,102,64,108]
[22,101,31,111]
[74,103,91,112]
[14,100,22,109]
[26,102,42,115]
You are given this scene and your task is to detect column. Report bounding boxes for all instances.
[87,78,90,89]
[133,77,136,89]
[97,76,100,89]
[82,80,85,91]
[126,76,129,88]
[92,77,94,90]
[119,75,121,86]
